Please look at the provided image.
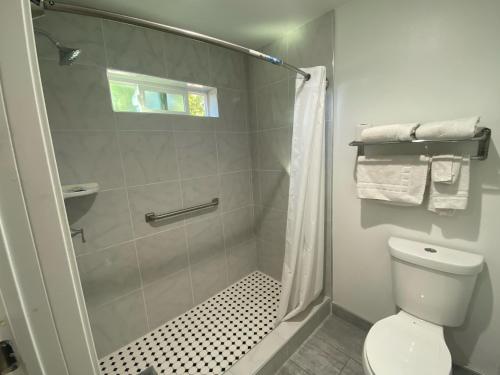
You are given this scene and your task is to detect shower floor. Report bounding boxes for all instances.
[99,271,281,375]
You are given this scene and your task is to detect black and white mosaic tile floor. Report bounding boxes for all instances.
[99,271,281,375]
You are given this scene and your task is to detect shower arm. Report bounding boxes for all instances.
[33,27,61,48]
[32,0,312,81]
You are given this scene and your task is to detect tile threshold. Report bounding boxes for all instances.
[230,296,331,375]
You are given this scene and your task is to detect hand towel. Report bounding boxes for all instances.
[428,156,470,215]
[431,155,462,184]
[356,155,430,205]
[360,122,420,143]
[415,116,480,140]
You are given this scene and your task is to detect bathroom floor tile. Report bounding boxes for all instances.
[340,359,364,375]
[276,360,313,375]
[289,336,349,375]
[98,271,280,375]
[278,315,367,375]
[316,316,367,363]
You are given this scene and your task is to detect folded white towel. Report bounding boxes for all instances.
[356,155,430,205]
[360,122,420,143]
[415,116,480,140]
[428,156,470,215]
[431,155,462,184]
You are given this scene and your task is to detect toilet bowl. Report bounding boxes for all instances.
[362,311,451,375]
[362,237,484,375]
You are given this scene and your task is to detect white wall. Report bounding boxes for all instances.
[332,0,500,373]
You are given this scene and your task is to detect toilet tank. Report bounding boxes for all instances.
[389,237,484,327]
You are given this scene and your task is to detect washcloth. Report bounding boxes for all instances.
[415,116,480,140]
[431,155,462,184]
[428,156,470,215]
[360,122,420,143]
[356,155,430,205]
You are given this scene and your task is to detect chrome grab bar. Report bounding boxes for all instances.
[145,198,219,223]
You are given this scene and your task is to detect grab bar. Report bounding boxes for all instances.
[145,198,219,223]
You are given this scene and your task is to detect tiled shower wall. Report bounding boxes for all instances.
[248,12,335,295]
[34,12,257,357]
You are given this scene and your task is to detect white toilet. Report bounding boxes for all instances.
[362,237,484,375]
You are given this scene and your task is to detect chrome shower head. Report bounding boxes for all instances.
[58,45,82,65]
[34,27,82,65]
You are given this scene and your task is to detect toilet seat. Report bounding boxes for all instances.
[364,311,452,375]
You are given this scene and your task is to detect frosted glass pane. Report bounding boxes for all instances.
[167,93,185,112]
[144,90,166,111]
[188,93,206,116]
[109,81,140,112]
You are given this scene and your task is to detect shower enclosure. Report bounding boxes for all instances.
[31,5,334,374]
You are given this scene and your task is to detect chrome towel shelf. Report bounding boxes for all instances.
[349,127,491,160]
[145,198,219,223]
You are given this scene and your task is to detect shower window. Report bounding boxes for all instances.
[107,69,218,117]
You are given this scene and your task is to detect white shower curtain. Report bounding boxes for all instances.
[277,66,327,323]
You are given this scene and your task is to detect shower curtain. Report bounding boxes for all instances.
[277,66,327,323]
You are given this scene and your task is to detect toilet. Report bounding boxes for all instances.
[362,237,484,375]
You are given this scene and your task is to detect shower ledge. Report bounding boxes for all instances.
[229,295,331,375]
[62,182,99,199]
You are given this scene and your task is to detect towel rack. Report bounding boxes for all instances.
[145,198,219,223]
[349,127,491,160]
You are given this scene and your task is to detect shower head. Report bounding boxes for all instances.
[58,45,82,65]
[34,28,82,65]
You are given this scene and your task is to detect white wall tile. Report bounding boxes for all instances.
[186,216,224,264]
[175,131,218,179]
[39,61,114,130]
[127,181,184,237]
[77,241,141,309]
[102,20,165,77]
[119,131,179,186]
[217,132,251,173]
[66,189,133,254]
[136,227,189,285]
[220,171,252,212]
[164,33,210,85]
[52,130,124,189]
[143,268,194,329]
[88,290,148,358]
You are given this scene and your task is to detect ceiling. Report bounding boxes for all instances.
[59,0,346,49]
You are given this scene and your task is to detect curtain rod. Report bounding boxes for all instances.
[31,0,312,81]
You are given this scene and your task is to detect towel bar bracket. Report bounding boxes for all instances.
[349,127,491,161]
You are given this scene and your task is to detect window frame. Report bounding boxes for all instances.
[107,69,216,117]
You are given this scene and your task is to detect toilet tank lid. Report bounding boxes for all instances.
[388,237,484,275]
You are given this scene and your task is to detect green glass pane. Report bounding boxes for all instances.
[109,81,139,112]
[167,93,185,112]
[144,90,166,111]
[188,93,206,116]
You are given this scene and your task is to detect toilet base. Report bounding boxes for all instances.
[362,345,374,375]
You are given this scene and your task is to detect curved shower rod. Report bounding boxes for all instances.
[31,0,312,81]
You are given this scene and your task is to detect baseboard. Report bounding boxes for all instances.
[331,302,483,375]
[452,364,483,375]
[331,302,372,331]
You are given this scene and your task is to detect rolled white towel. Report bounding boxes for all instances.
[415,116,480,140]
[360,123,420,143]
